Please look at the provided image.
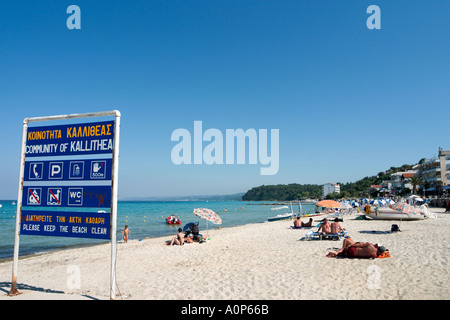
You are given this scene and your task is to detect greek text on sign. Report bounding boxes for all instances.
[21,210,111,239]
[25,121,114,157]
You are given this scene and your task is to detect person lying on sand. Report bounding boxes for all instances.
[326,237,387,258]
[302,218,313,228]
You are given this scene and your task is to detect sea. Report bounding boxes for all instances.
[0,200,316,261]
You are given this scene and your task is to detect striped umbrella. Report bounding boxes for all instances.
[193,208,222,224]
[193,208,222,238]
[389,203,421,215]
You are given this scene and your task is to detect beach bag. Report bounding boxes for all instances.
[391,224,400,232]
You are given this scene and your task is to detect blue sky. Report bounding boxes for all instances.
[1,1,449,199]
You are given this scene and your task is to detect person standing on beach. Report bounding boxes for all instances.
[122,225,130,243]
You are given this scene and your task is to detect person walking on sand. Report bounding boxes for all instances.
[122,225,130,243]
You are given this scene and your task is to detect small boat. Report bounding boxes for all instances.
[271,206,288,211]
[364,207,424,221]
[268,212,295,222]
[166,215,181,224]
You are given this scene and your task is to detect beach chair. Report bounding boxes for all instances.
[302,229,347,241]
[303,230,321,241]
[319,232,346,241]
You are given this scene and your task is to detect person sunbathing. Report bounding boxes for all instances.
[293,217,313,229]
[317,218,331,234]
[301,218,313,228]
[330,218,344,234]
[326,237,387,258]
[293,217,302,228]
[169,228,184,246]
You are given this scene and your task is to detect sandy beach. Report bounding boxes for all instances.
[1,208,448,300]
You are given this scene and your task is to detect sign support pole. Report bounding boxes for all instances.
[110,111,121,300]
[9,119,28,296]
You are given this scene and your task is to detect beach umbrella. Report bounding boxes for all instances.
[339,202,352,209]
[316,200,341,208]
[193,208,222,237]
[370,199,384,206]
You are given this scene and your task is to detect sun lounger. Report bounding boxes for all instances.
[302,229,347,241]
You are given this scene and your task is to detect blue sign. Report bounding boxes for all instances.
[21,210,111,239]
[21,120,115,239]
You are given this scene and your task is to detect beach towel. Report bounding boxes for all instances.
[377,251,391,259]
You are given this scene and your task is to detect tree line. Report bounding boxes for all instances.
[242,164,415,201]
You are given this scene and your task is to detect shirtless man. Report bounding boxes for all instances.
[293,217,313,228]
[317,218,331,234]
[326,238,387,258]
[293,217,302,228]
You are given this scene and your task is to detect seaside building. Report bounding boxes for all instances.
[390,171,416,190]
[419,148,450,189]
[322,183,340,197]
[378,170,417,195]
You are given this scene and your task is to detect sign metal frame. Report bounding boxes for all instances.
[9,110,121,300]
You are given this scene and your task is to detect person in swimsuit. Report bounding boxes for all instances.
[293,217,302,228]
[330,218,344,234]
[169,228,185,246]
[317,218,331,234]
[122,225,130,243]
[301,218,313,228]
[293,217,313,229]
[326,237,387,258]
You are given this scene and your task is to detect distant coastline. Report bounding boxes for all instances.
[119,192,245,202]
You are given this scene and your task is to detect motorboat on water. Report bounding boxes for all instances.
[166,215,181,224]
[267,212,295,222]
[271,205,288,211]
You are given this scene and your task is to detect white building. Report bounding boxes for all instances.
[322,183,340,197]
[420,152,450,187]
[388,171,417,190]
